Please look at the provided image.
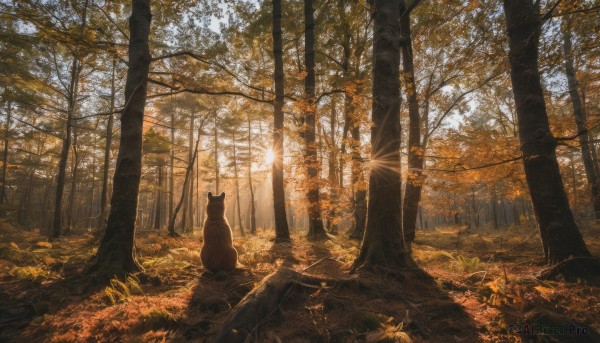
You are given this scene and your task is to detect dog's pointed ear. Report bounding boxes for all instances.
[207,191,213,199]
[219,192,225,199]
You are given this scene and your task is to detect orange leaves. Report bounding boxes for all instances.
[465,0,481,12]
[293,99,316,114]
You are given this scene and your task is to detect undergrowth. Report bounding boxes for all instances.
[0,223,598,342]
[138,307,177,331]
[103,275,144,305]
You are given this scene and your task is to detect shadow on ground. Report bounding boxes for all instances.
[173,236,482,342]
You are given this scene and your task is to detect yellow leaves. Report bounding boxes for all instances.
[405,171,426,186]
[10,266,49,281]
[402,72,416,97]
[409,145,424,156]
[534,285,555,301]
[32,241,53,249]
[43,255,56,265]
[84,29,97,43]
[557,0,584,13]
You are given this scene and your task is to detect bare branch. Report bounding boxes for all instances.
[148,78,273,104]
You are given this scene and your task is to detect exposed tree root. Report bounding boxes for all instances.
[538,257,600,284]
[213,267,366,343]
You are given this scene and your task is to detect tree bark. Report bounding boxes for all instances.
[272,0,290,241]
[491,185,498,230]
[51,0,89,238]
[181,110,195,232]
[154,163,163,230]
[400,2,423,247]
[303,0,326,240]
[349,102,367,240]
[52,59,79,239]
[169,110,175,230]
[232,132,245,236]
[88,137,97,229]
[168,131,200,237]
[562,16,600,220]
[88,0,151,277]
[0,100,11,216]
[187,112,195,230]
[352,0,411,270]
[512,203,521,226]
[99,59,116,229]
[326,100,339,233]
[214,115,220,193]
[66,123,80,232]
[196,151,204,225]
[247,115,256,234]
[503,0,594,270]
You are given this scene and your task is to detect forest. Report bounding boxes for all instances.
[0,0,599,342]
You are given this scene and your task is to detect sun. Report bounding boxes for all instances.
[265,148,275,165]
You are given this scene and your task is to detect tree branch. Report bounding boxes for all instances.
[148,78,273,104]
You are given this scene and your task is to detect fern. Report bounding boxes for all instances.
[455,255,481,273]
[103,275,144,305]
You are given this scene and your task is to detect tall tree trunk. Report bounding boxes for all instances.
[247,115,256,234]
[169,110,175,229]
[214,115,220,193]
[187,111,195,230]
[503,0,597,280]
[41,181,51,230]
[88,0,151,277]
[400,3,423,247]
[196,151,201,226]
[491,185,498,230]
[327,100,339,233]
[570,152,579,213]
[345,74,367,239]
[352,0,411,270]
[562,16,600,219]
[18,172,34,227]
[154,163,163,230]
[349,103,367,240]
[52,59,79,239]
[232,132,245,236]
[272,0,290,242]
[100,59,116,229]
[168,132,200,237]
[336,0,351,193]
[88,143,96,229]
[0,100,11,216]
[339,1,367,239]
[303,0,326,240]
[501,198,508,227]
[66,124,80,232]
[512,203,521,226]
[52,0,89,238]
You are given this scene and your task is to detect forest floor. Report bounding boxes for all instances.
[0,221,599,342]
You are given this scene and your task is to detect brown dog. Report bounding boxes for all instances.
[200,192,238,272]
